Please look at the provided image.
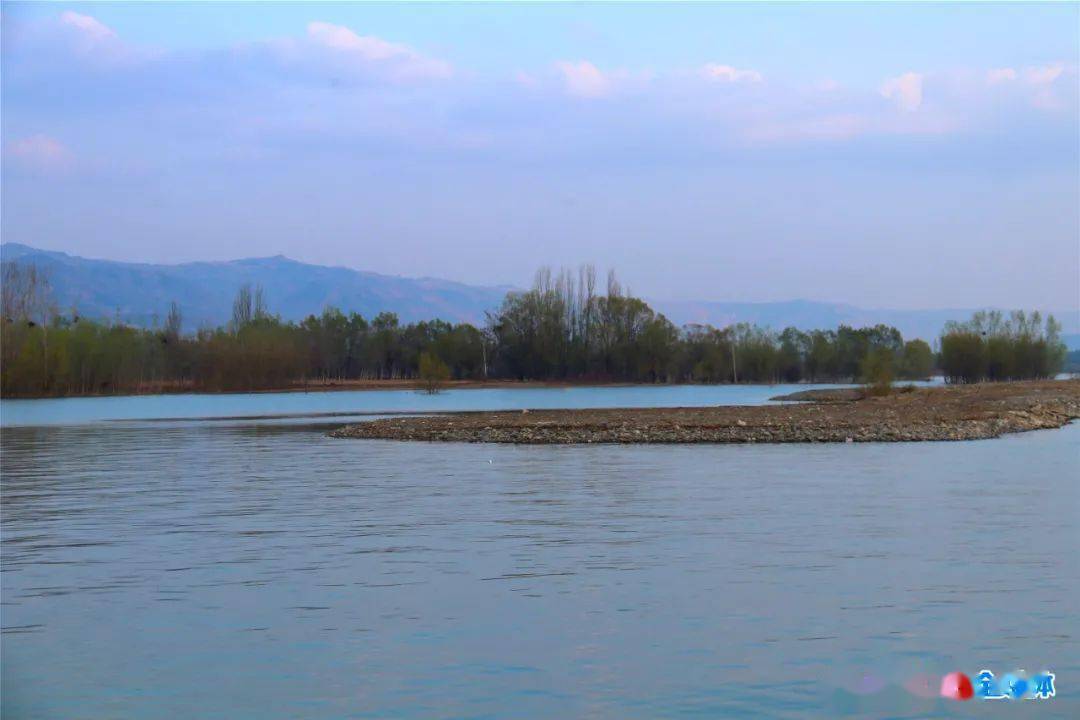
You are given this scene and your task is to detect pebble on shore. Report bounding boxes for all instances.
[329,380,1080,445]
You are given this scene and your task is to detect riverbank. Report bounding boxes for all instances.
[330,379,1080,444]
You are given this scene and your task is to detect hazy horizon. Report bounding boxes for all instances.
[3,2,1078,311]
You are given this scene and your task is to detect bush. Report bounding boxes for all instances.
[859,347,895,396]
[418,351,450,394]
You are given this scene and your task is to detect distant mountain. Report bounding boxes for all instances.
[3,243,1078,347]
[0,243,512,330]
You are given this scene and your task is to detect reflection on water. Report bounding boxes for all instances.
[2,413,1077,718]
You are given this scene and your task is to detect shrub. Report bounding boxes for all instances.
[419,351,451,394]
[859,347,895,396]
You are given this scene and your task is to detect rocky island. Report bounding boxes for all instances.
[330,379,1080,444]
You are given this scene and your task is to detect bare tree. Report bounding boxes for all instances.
[253,285,266,320]
[231,283,266,331]
[165,301,183,339]
[1,262,57,391]
[578,264,596,367]
[232,284,252,330]
[2,261,55,324]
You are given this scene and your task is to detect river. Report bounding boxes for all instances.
[2,385,1076,718]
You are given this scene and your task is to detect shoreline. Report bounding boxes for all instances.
[329,379,1080,444]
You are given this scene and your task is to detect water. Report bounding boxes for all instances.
[0,382,934,428]
[2,388,1076,718]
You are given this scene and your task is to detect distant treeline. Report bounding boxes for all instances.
[0,262,1067,397]
[939,310,1067,384]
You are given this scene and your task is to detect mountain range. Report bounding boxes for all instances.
[1,243,511,329]
[3,243,1078,348]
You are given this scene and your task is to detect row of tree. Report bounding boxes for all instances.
[0,262,1067,397]
[938,310,1067,384]
[485,267,937,385]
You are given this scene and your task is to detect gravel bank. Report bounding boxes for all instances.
[769,387,868,402]
[329,380,1080,444]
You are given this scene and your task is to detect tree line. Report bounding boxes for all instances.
[938,310,1067,384]
[0,262,1066,397]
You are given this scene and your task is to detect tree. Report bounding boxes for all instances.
[898,339,933,380]
[939,328,985,384]
[859,346,895,396]
[777,328,809,382]
[1,262,57,393]
[419,351,450,394]
[2,262,55,325]
[12,260,1063,398]
[805,330,837,381]
[164,301,183,340]
[938,311,1064,384]
[231,284,253,330]
[231,283,266,332]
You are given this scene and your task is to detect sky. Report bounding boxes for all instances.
[2,2,1078,310]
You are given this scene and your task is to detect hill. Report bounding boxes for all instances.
[0,243,511,330]
[3,243,1077,346]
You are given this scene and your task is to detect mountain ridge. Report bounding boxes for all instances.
[3,243,1077,347]
[0,243,514,330]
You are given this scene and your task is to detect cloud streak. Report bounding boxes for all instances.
[303,21,453,81]
[58,11,116,42]
[6,134,72,172]
[880,72,923,112]
[700,64,763,84]
[555,60,612,98]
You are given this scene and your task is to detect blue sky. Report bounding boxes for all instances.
[2,2,1077,310]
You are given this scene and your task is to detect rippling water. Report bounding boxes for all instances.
[1,388,1076,718]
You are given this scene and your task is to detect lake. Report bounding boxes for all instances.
[2,385,1076,718]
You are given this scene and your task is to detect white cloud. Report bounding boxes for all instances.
[555,61,612,98]
[986,67,1018,84]
[1024,62,1069,110]
[982,63,1072,110]
[700,64,763,84]
[59,11,117,42]
[6,134,72,171]
[304,21,452,80]
[880,72,923,112]
[48,10,139,65]
[4,13,1072,165]
[1025,62,1064,85]
[44,9,152,68]
[307,21,402,60]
